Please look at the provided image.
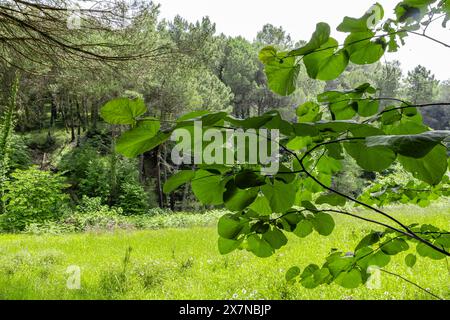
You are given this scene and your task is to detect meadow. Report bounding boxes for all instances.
[0,204,448,300]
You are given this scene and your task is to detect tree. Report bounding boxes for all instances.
[255,24,292,50]
[405,65,447,129]
[405,65,439,104]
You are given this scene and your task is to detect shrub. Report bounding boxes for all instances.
[9,134,31,169]
[61,196,129,232]
[117,182,150,215]
[0,166,69,231]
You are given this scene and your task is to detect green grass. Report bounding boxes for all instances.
[0,204,449,300]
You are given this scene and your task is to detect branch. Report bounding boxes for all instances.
[380,269,444,300]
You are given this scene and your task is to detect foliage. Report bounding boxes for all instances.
[59,140,154,214]
[0,167,69,232]
[101,0,450,295]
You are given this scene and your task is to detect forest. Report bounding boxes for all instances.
[0,0,449,302]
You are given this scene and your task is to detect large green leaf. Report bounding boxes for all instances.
[300,264,320,289]
[289,22,330,56]
[101,98,147,125]
[398,145,448,185]
[115,120,165,158]
[247,234,274,258]
[344,31,386,65]
[248,195,272,216]
[263,228,288,250]
[358,99,379,117]
[311,212,335,236]
[223,181,259,211]
[345,142,396,172]
[416,242,446,260]
[235,170,266,189]
[163,170,195,194]
[405,254,417,268]
[293,219,314,238]
[337,3,384,32]
[355,232,383,251]
[218,214,246,239]
[191,170,225,205]
[380,238,409,255]
[366,131,449,158]
[335,269,363,289]
[264,52,300,96]
[296,102,321,122]
[177,110,210,122]
[262,181,296,213]
[316,193,346,206]
[303,38,349,81]
[285,266,301,282]
[218,237,242,255]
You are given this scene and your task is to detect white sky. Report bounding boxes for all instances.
[154,0,450,80]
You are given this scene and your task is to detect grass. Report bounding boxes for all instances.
[0,203,449,300]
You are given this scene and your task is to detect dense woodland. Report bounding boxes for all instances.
[0,0,449,226]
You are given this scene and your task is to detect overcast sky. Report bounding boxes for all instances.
[154,0,449,80]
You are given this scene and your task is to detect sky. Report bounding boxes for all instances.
[153,0,450,80]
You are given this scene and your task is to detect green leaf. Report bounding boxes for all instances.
[163,170,195,194]
[366,131,449,158]
[316,193,346,206]
[177,110,210,122]
[367,250,391,267]
[286,136,312,150]
[316,156,342,175]
[296,102,321,122]
[248,195,272,216]
[289,22,331,56]
[380,238,409,255]
[223,181,259,211]
[358,99,379,117]
[285,266,301,282]
[263,228,288,250]
[405,254,417,268]
[293,219,314,238]
[398,145,448,185]
[344,31,386,65]
[101,98,147,125]
[235,170,266,189]
[300,264,320,289]
[259,46,278,64]
[337,3,384,32]
[191,170,225,205]
[335,269,363,289]
[311,212,335,236]
[218,237,242,255]
[345,142,396,172]
[395,1,429,22]
[264,53,300,96]
[381,107,402,125]
[262,181,296,213]
[303,38,349,81]
[201,112,228,126]
[247,234,274,258]
[218,214,246,239]
[416,242,446,260]
[116,121,166,158]
[355,232,383,251]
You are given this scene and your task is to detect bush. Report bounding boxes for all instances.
[79,157,112,201]
[0,167,69,231]
[59,142,156,214]
[9,134,31,169]
[61,196,130,232]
